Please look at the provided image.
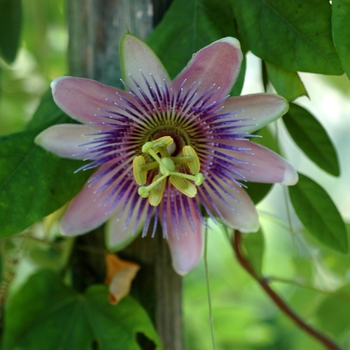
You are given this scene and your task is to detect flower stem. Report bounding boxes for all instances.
[232,230,344,350]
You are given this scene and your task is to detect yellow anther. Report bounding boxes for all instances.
[142,136,174,154]
[133,156,147,185]
[148,174,166,206]
[182,145,200,174]
[169,175,197,198]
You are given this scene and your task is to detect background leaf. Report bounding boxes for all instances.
[332,0,350,80]
[265,61,308,101]
[243,227,265,276]
[147,0,245,95]
[283,103,340,176]
[289,173,348,253]
[245,182,272,205]
[0,126,91,238]
[26,88,64,130]
[0,0,22,63]
[316,284,350,337]
[232,0,343,74]
[3,270,161,350]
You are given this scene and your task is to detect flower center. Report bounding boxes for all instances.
[132,136,203,206]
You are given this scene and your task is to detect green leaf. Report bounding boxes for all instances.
[232,0,343,75]
[289,173,348,253]
[253,124,280,154]
[0,0,22,63]
[26,88,64,130]
[245,182,272,205]
[147,0,245,95]
[332,0,350,80]
[265,62,308,101]
[0,126,91,238]
[243,227,265,276]
[261,61,269,93]
[3,270,161,350]
[316,284,350,337]
[283,103,340,176]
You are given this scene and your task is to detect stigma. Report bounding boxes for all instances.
[132,136,203,206]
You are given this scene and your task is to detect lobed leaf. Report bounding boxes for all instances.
[332,0,350,80]
[283,103,340,176]
[265,61,308,101]
[0,0,22,63]
[3,270,161,350]
[147,0,245,95]
[289,173,348,253]
[233,0,343,75]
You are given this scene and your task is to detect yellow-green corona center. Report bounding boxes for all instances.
[132,136,203,206]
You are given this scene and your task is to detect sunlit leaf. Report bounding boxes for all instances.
[321,224,350,276]
[316,284,350,337]
[3,270,161,350]
[147,0,245,95]
[265,62,308,101]
[233,0,343,74]
[332,0,350,80]
[0,0,22,63]
[283,103,340,176]
[243,227,265,276]
[289,173,348,253]
[0,126,91,238]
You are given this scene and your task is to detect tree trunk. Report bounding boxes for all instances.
[66,1,183,349]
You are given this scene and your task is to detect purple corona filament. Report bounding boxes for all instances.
[75,74,253,239]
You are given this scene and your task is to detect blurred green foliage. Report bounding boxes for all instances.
[0,0,66,135]
[1,0,350,349]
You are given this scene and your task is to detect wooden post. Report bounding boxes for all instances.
[66,1,183,349]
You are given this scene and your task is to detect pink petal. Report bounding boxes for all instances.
[51,76,134,125]
[172,37,243,101]
[34,124,100,159]
[60,162,124,236]
[200,179,259,233]
[120,34,170,92]
[218,140,298,185]
[160,196,203,275]
[105,195,150,251]
[222,94,289,133]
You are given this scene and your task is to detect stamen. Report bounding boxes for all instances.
[182,145,200,174]
[133,156,147,185]
[132,136,204,206]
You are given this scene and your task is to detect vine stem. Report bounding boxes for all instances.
[204,223,216,350]
[233,230,344,350]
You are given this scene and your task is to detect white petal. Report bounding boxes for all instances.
[35,124,100,159]
[222,94,289,133]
